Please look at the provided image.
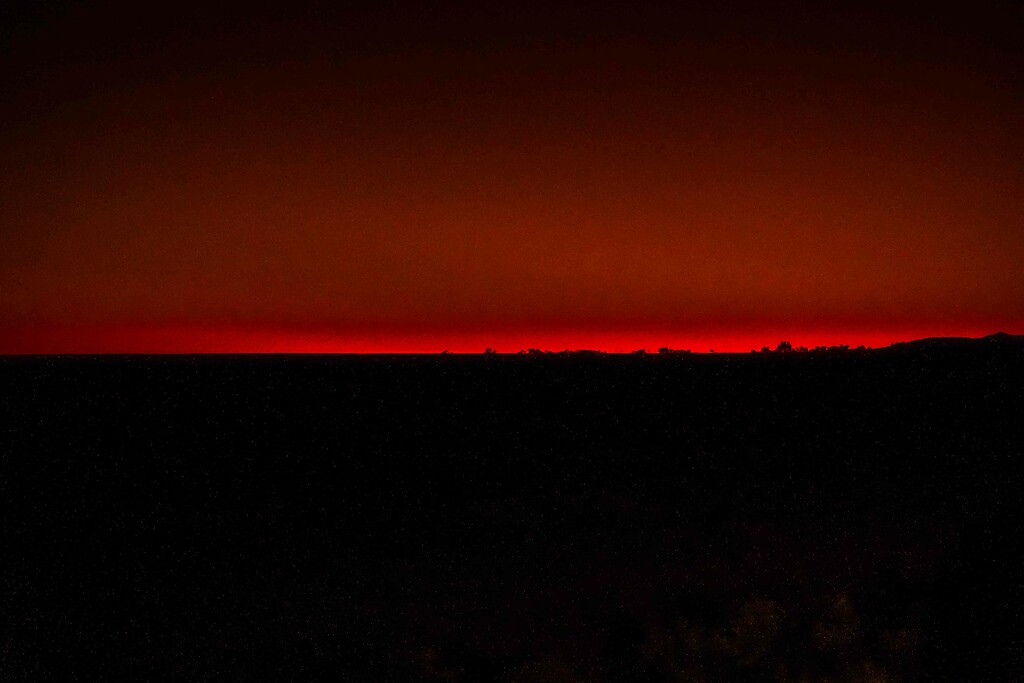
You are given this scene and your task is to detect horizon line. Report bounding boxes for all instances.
[1,325,1021,355]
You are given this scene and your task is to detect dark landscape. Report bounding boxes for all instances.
[4,1,1024,679]
[2,334,1022,680]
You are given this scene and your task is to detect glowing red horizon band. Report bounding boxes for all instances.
[2,323,1018,355]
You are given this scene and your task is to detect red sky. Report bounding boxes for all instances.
[2,1,1023,352]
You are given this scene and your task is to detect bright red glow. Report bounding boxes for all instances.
[2,4,1022,353]
[1,322,1018,355]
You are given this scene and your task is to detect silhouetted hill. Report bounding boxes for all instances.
[881,331,1024,353]
[1,343,1021,680]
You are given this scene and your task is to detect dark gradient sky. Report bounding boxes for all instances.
[2,1,1023,352]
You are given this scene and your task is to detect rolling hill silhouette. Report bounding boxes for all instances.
[882,331,1024,352]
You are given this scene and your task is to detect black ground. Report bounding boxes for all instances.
[2,337,1022,680]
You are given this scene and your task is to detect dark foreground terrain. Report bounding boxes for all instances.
[2,337,1023,680]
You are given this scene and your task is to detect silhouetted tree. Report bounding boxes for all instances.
[559,349,605,358]
[775,341,794,353]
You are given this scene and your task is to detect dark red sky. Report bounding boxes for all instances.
[2,1,1022,352]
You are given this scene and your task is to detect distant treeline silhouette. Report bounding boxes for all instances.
[453,343,868,355]
[441,332,1024,355]
[757,341,867,353]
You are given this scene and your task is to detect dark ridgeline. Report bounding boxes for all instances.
[2,335,1022,680]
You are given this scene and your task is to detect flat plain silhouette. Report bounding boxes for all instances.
[2,334,1022,679]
